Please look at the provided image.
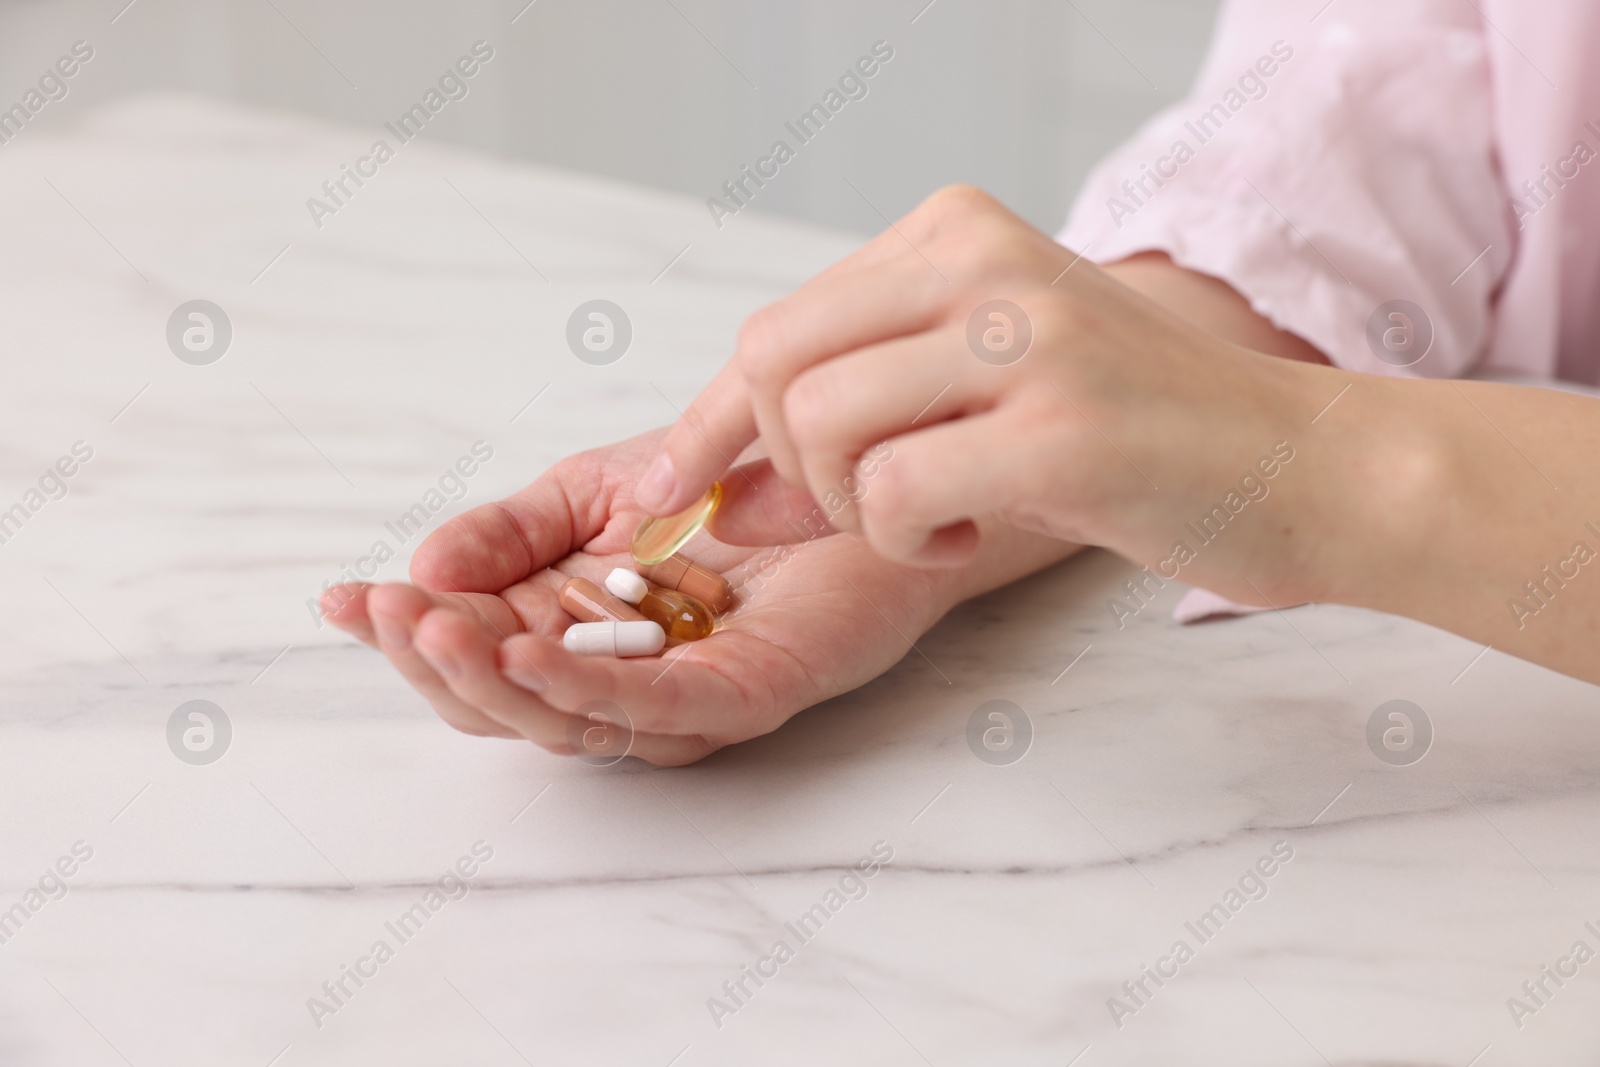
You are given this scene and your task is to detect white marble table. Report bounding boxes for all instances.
[1,95,1598,1066]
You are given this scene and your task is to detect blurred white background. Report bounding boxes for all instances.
[0,0,1222,233]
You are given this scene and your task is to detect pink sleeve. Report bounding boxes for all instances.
[1059,0,1512,379]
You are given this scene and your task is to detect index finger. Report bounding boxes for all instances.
[637,253,948,516]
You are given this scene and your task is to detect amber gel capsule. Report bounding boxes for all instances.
[558,577,646,624]
[632,482,722,567]
[607,563,714,642]
[637,588,714,644]
[638,553,735,614]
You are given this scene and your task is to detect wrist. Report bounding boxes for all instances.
[1282,373,1456,612]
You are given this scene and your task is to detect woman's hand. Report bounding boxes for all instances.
[636,184,1352,609]
[637,185,1600,688]
[320,430,971,766]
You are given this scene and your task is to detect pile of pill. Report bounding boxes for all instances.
[559,552,735,658]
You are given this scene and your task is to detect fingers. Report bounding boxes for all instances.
[495,634,731,765]
[323,580,526,648]
[855,406,1042,565]
[384,594,719,765]
[411,608,578,751]
[366,583,522,739]
[634,362,757,515]
[782,328,1000,532]
[639,255,949,516]
[411,502,539,595]
[898,520,984,568]
[412,447,629,594]
[641,184,1054,518]
[739,256,951,487]
[495,571,576,638]
[497,627,780,742]
[724,185,1056,494]
[707,459,837,546]
[321,583,376,645]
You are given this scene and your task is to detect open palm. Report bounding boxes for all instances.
[322,429,951,765]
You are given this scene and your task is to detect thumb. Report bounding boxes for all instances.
[707,459,839,546]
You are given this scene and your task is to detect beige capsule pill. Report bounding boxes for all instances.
[639,553,735,614]
[559,577,646,624]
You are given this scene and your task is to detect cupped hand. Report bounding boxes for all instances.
[637,184,1342,607]
[321,430,954,766]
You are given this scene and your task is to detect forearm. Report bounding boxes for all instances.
[1108,254,1600,682]
[1310,373,1600,683]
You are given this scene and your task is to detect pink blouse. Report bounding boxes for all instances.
[1060,0,1600,385]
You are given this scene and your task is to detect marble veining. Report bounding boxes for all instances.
[0,95,1597,1065]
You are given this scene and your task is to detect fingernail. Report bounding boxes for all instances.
[504,653,550,690]
[322,582,365,612]
[635,453,676,512]
[373,615,411,651]
[426,647,462,679]
[507,668,548,692]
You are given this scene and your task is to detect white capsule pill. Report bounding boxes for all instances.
[562,620,665,657]
[604,566,649,605]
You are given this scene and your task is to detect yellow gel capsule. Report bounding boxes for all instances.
[637,588,714,644]
[632,482,721,567]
